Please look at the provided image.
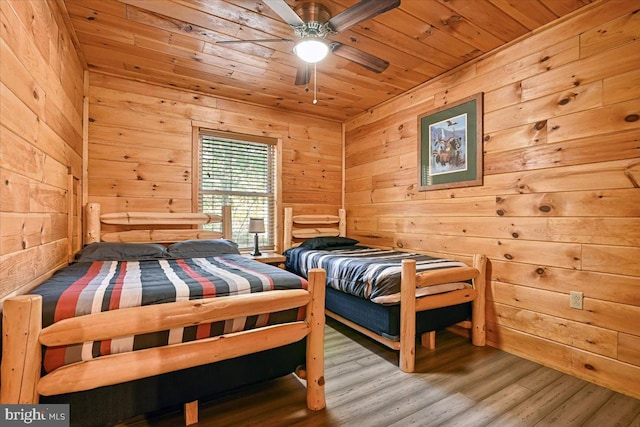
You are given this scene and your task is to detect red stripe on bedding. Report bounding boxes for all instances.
[196,323,211,339]
[43,346,66,373]
[53,262,104,322]
[47,262,105,371]
[100,262,130,355]
[176,259,217,339]
[216,258,276,291]
[109,262,128,310]
[100,339,111,356]
[176,259,217,297]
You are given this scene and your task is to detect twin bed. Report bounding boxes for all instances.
[283,207,487,373]
[1,203,326,426]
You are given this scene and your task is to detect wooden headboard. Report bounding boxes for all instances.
[85,203,232,244]
[283,207,346,251]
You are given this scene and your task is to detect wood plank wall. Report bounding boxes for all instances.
[0,0,84,301]
[87,73,342,250]
[344,1,640,399]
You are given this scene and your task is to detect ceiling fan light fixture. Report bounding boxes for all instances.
[293,39,329,63]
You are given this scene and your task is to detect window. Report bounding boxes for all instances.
[197,129,277,250]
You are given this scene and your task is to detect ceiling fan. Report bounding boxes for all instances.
[217,0,401,86]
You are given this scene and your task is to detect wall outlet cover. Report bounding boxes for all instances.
[570,291,584,310]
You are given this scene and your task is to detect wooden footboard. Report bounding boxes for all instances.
[323,254,487,373]
[399,254,487,373]
[1,269,327,412]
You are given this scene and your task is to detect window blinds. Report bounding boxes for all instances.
[198,130,276,250]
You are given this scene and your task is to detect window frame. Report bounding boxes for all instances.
[192,127,281,252]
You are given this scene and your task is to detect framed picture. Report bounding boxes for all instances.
[417,93,483,191]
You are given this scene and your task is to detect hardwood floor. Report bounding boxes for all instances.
[125,319,640,427]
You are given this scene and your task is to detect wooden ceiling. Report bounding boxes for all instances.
[63,0,594,121]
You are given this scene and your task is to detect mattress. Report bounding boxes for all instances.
[325,286,470,341]
[29,254,308,373]
[285,246,467,304]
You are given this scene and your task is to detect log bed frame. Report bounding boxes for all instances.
[1,203,326,425]
[284,207,487,373]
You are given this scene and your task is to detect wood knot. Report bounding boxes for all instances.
[539,205,552,213]
[536,267,545,275]
[534,121,547,131]
[497,209,505,216]
[625,114,639,122]
[512,232,519,238]
[504,254,514,260]
[558,98,570,106]
[484,135,491,142]
[584,364,595,371]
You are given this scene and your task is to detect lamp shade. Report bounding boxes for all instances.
[293,39,329,63]
[248,218,265,234]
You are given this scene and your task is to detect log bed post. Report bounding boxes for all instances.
[221,205,232,240]
[305,268,327,410]
[86,202,100,244]
[399,259,417,373]
[471,254,487,346]
[338,209,346,237]
[284,207,293,251]
[0,295,43,404]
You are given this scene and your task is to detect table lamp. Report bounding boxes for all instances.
[248,218,265,256]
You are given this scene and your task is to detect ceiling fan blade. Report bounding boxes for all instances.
[295,63,311,86]
[327,0,400,33]
[216,38,293,44]
[330,43,389,73]
[264,0,305,26]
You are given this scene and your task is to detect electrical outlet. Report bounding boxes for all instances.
[570,291,583,310]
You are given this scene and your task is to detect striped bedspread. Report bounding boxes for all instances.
[285,247,467,305]
[30,255,307,373]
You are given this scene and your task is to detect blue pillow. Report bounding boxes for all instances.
[166,239,240,258]
[299,237,359,250]
[75,242,167,262]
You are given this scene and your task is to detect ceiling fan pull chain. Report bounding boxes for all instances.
[313,63,318,105]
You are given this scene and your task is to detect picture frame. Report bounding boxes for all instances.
[417,93,483,191]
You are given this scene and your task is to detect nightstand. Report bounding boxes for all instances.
[243,252,286,267]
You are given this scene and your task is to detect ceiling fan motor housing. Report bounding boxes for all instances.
[293,2,334,38]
